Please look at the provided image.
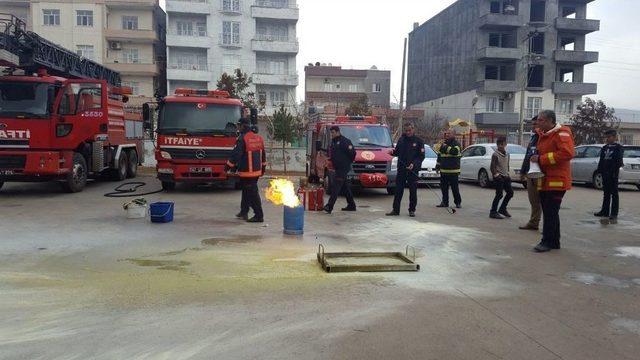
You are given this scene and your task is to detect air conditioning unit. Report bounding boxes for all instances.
[506,93,514,100]
[110,41,122,50]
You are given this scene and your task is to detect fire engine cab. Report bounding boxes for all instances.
[307,115,396,194]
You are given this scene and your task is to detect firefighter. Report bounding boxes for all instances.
[437,132,462,208]
[386,123,425,217]
[323,125,357,214]
[529,110,575,253]
[595,129,624,222]
[226,118,267,223]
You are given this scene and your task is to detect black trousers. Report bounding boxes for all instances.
[240,178,263,219]
[393,169,418,212]
[326,171,355,211]
[539,191,566,249]
[440,174,461,206]
[601,174,619,217]
[491,176,514,213]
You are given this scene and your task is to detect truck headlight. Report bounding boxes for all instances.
[160,151,172,160]
[390,157,398,172]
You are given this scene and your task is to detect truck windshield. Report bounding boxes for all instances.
[158,102,241,135]
[340,126,393,148]
[0,81,52,119]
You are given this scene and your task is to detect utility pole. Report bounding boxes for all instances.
[398,37,407,138]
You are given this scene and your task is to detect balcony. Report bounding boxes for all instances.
[477,47,522,61]
[105,0,157,9]
[166,32,211,48]
[218,34,243,48]
[475,112,520,125]
[105,28,158,43]
[167,64,212,81]
[553,81,597,95]
[555,18,600,34]
[251,37,298,53]
[477,79,519,93]
[554,50,599,64]
[251,1,299,22]
[166,0,211,15]
[106,60,159,76]
[479,14,523,29]
[252,73,298,86]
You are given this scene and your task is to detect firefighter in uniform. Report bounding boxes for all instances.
[226,118,266,223]
[437,132,462,208]
[530,110,575,253]
[323,125,357,214]
[386,123,425,217]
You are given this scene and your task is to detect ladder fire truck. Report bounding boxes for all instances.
[0,14,144,192]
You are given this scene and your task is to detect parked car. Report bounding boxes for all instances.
[388,144,440,193]
[459,143,527,188]
[571,145,640,190]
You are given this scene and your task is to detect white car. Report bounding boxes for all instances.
[389,144,440,192]
[571,145,640,190]
[459,143,527,187]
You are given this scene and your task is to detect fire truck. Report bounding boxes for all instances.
[307,115,396,194]
[145,88,247,191]
[0,14,143,193]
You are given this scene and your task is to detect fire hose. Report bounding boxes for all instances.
[103,182,165,198]
[395,158,457,215]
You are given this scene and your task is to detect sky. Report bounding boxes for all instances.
[161,0,640,111]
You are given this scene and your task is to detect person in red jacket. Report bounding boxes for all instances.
[529,110,575,253]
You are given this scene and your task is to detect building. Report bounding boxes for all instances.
[305,64,391,113]
[165,0,299,115]
[617,109,640,146]
[407,0,600,135]
[0,0,167,107]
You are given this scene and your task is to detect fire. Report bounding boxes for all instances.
[265,179,301,208]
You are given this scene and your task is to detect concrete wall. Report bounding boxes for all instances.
[266,147,306,172]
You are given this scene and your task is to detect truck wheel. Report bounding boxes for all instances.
[112,152,128,181]
[478,169,490,188]
[592,172,603,190]
[162,181,176,192]
[61,153,88,193]
[126,150,138,178]
[386,187,396,195]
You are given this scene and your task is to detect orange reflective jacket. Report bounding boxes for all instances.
[536,124,575,191]
[227,131,266,178]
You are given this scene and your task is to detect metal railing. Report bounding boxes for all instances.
[167,30,209,37]
[170,0,208,3]
[254,34,290,42]
[111,57,156,64]
[254,0,297,9]
[168,63,209,71]
[218,34,242,47]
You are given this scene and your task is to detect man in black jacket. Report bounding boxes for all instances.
[595,130,624,222]
[323,126,357,214]
[386,123,425,217]
[437,133,462,208]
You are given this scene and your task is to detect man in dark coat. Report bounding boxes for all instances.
[386,123,425,217]
[595,129,624,222]
[323,126,357,214]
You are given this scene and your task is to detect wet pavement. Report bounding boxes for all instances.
[1,176,639,359]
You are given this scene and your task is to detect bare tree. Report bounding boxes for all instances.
[414,113,448,145]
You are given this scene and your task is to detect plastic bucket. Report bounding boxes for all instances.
[150,202,174,223]
[283,205,304,235]
[126,203,147,219]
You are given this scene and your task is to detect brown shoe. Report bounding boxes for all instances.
[519,224,539,231]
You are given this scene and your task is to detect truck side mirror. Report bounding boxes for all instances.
[142,103,152,131]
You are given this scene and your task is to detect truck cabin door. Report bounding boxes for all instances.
[54,80,106,147]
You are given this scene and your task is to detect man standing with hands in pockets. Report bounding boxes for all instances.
[386,123,425,217]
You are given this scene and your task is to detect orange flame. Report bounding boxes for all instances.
[265,179,301,208]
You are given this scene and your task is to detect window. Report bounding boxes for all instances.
[59,83,102,115]
[527,65,544,88]
[490,1,501,13]
[530,33,545,54]
[557,99,574,114]
[621,135,633,145]
[122,49,140,63]
[323,83,332,92]
[526,97,542,119]
[372,83,381,93]
[257,90,267,105]
[349,84,359,92]
[43,9,60,26]
[76,45,95,61]
[172,53,207,70]
[122,16,138,30]
[196,22,207,36]
[270,91,285,106]
[486,97,505,112]
[223,54,241,73]
[177,21,193,36]
[223,0,241,12]
[222,21,241,45]
[584,147,601,158]
[489,33,514,48]
[122,81,140,95]
[256,23,288,41]
[530,1,546,22]
[76,10,94,27]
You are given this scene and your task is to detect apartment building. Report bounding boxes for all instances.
[165,0,299,115]
[305,64,391,112]
[407,0,600,135]
[0,0,167,107]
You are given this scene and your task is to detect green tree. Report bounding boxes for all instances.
[570,98,620,145]
[267,105,303,173]
[344,95,372,116]
[216,69,258,108]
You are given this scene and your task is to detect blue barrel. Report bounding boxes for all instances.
[283,205,304,235]
[150,202,174,223]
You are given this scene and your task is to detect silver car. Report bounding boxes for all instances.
[571,145,640,190]
[459,143,527,188]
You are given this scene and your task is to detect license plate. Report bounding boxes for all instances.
[0,170,14,176]
[419,171,437,178]
[189,167,212,173]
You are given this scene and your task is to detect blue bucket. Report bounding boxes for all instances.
[283,205,304,235]
[150,202,174,223]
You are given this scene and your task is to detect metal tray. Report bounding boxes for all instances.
[317,244,420,273]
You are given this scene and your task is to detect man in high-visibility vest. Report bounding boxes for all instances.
[437,132,462,208]
[226,118,267,223]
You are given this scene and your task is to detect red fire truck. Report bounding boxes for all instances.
[0,14,143,192]
[145,88,246,191]
[307,115,396,194]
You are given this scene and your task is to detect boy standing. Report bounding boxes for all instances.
[595,130,624,223]
[490,137,514,219]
